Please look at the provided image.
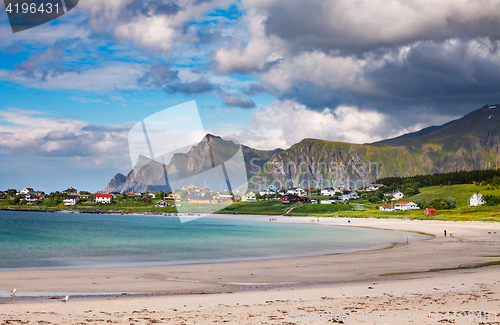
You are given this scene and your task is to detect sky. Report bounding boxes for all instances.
[1,0,500,192]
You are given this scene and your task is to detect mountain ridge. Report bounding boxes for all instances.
[103,104,500,192]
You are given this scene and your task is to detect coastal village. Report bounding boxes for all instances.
[0,180,489,216]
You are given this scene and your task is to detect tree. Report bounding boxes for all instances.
[9,195,20,205]
[404,188,415,197]
[444,197,457,209]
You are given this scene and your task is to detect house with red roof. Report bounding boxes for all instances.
[241,190,256,202]
[95,194,112,204]
[394,201,419,211]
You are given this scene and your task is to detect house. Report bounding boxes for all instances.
[141,197,151,203]
[214,194,233,201]
[425,208,436,215]
[144,192,156,199]
[63,187,77,193]
[63,195,80,206]
[183,185,198,190]
[77,193,90,199]
[267,185,277,192]
[19,188,34,195]
[287,187,305,196]
[282,194,301,203]
[341,191,360,200]
[166,193,181,201]
[95,194,112,204]
[321,187,337,196]
[470,193,486,207]
[379,206,395,212]
[384,190,404,201]
[188,196,219,204]
[127,193,142,200]
[394,201,420,211]
[199,187,212,193]
[155,200,170,207]
[241,191,256,202]
[367,184,385,191]
[260,185,277,196]
[25,193,40,204]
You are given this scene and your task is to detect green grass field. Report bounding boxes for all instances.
[219,184,500,222]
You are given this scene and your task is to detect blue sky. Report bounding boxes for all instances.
[1,0,500,192]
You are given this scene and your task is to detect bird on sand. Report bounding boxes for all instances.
[11,289,16,297]
[61,295,69,303]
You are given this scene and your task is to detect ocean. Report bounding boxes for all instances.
[0,211,407,270]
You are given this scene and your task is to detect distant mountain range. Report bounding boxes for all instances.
[103,104,500,193]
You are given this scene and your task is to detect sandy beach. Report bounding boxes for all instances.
[1,216,500,324]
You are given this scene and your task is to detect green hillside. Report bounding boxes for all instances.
[247,104,500,190]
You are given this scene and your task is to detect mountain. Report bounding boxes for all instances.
[102,134,282,193]
[247,104,500,190]
[103,104,500,192]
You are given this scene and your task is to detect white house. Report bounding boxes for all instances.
[287,187,305,196]
[394,201,419,211]
[384,190,404,201]
[367,184,385,191]
[19,188,33,195]
[63,195,80,206]
[260,185,277,196]
[341,191,360,200]
[95,194,112,204]
[321,187,336,196]
[144,192,156,199]
[470,193,486,207]
[241,191,257,202]
[379,206,395,212]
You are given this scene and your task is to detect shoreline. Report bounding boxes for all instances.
[1,216,499,298]
[0,213,429,273]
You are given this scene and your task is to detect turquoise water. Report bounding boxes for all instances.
[0,211,407,270]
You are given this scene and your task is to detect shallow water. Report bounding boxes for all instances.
[0,211,407,270]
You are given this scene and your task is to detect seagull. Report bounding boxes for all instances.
[11,288,16,297]
[61,295,69,303]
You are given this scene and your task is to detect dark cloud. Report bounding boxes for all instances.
[242,83,269,96]
[223,95,256,109]
[165,78,218,95]
[42,130,78,142]
[125,0,181,17]
[138,63,179,88]
[13,39,80,81]
[138,64,217,95]
[260,0,500,55]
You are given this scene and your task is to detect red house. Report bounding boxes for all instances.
[282,194,301,203]
[425,208,436,215]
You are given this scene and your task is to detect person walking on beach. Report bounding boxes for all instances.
[450,230,453,237]
[444,230,447,236]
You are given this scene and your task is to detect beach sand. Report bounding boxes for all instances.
[1,216,500,324]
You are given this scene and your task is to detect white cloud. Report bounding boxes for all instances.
[261,51,374,95]
[212,100,460,150]
[80,0,234,52]
[214,8,284,73]
[0,109,130,166]
[0,63,145,92]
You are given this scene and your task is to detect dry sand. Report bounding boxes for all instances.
[1,216,500,324]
